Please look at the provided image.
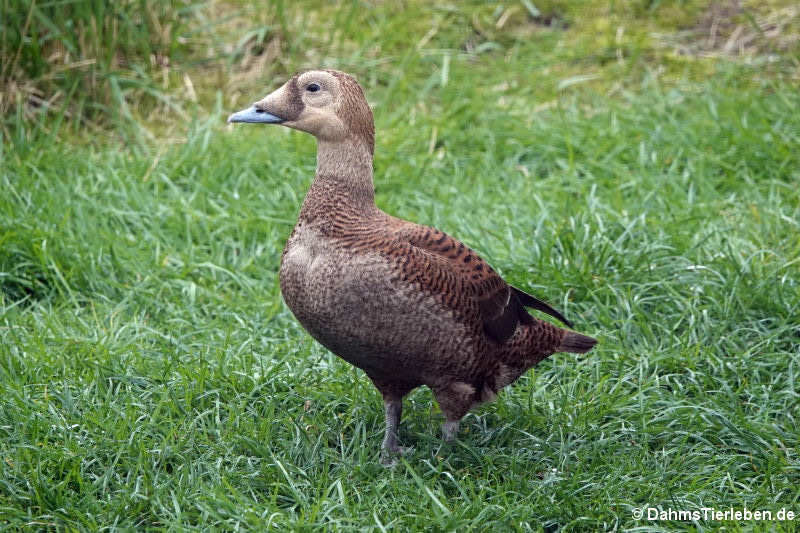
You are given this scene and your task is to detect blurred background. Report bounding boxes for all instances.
[3,0,798,142]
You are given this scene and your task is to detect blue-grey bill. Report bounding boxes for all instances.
[227,106,284,124]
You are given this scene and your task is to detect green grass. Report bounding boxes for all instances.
[2,1,800,531]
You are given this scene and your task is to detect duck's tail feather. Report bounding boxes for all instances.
[511,287,573,328]
[558,331,597,354]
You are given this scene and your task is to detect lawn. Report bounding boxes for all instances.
[1,1,799,531]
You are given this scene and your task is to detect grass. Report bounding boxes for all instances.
[2,0,799,530]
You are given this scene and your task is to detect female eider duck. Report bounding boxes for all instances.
[229,69,596,459]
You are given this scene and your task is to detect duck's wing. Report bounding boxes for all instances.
[388,218,572,343]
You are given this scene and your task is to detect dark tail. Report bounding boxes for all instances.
[511,286,573,328]
[558,331,597,354]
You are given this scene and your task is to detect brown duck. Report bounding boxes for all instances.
[229,69,596,458]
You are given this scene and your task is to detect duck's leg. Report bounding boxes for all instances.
[433,382,475,443]
[381,397,403,453]
[368,376,415,463]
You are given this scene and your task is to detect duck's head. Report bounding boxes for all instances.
[228,69,374,153]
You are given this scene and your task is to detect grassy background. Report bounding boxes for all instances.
[2,0,799,530]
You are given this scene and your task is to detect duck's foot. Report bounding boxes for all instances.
[442,420,460,442]
[380,444,413,467]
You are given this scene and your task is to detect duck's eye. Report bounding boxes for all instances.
[306,83,321,93]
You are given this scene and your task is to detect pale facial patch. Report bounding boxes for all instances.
[296,70,339,108]
[255,70,348,141]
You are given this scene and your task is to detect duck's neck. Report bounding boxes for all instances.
[300,137,376,221]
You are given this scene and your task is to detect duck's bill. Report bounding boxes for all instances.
[227,106,284,124]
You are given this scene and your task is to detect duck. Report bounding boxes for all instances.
[228,69,596,460]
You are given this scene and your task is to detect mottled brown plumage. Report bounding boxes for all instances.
[228,69,597,459]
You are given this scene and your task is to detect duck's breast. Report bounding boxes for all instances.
[280,225,380,330]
